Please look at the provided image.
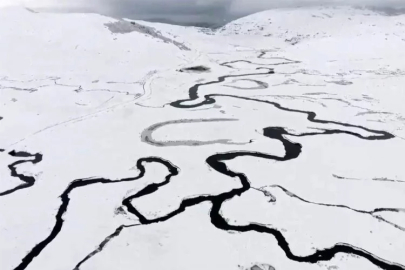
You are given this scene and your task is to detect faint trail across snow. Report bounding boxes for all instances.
[253,185,405,232]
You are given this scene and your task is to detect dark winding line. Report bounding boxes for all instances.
[258,52,298,62]
[0,150,43,197]
[170,68,274,109]
[73,224,139,270]
[12,157,179,270]
[146,66,400,269]
[12,56,400,270]
[123,126,302,225]
[172,93,392,140]
[168,65,392,140]
[123,127,403,270]
[221,58,301,69]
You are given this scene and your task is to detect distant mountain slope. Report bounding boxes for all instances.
[0,7,193,80]
[218,6,405,43]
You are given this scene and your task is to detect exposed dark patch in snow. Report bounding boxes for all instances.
[333,174,404,183]
[356,111,393,116]
[224,79,269,90]
[273,79,300,86]
[362,6,405,16]
[221,56,300,69]
[179,65,211,73]
[249,264,276,270]
[141,118,252,147]
[0,85,38,93]
[373,177,405,183]
[326,80,354,85]
[285,36,301,45]
[105,21,190,51]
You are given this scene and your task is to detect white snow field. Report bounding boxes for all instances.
[1,5,405,270]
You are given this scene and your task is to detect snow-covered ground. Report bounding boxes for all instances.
[1,5,405,270]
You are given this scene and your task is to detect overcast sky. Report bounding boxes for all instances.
[3,0,405,26]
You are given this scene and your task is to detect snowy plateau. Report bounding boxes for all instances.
[1,5,405,270]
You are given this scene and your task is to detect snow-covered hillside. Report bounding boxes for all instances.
[1,5,405,270]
